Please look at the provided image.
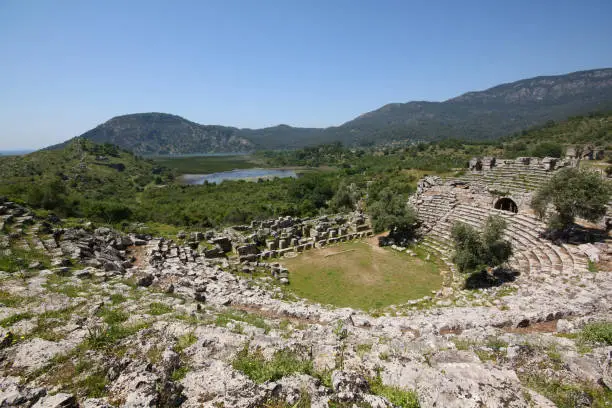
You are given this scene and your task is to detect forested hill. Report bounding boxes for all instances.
[329,68,612,146]
[0,140,174,220]
[48,113,255,155]
[49,68,612,153]
[243,68,612,148]
[501,112,612,157]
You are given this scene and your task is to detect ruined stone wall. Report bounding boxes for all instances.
[410,177,532,232]
[462,156,574,195]
[146,211,374,285]
[412,156,573,231]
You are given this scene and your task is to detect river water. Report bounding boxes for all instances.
[181,168,298,185]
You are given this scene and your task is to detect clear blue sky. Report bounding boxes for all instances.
[1,0,612,149]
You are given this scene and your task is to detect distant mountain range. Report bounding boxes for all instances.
[50,68,612,154]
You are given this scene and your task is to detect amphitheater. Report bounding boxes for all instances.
[411,156,610,287]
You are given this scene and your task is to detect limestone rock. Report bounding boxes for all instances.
[81,398,114,408]
[602,349,612,389]
[108,362,160,407]
[332,370,369,401]
[0,376,46,407]
[31,393,77,408]
[180,361,263,408]
[137,273,154,287]
[11,338,72,372]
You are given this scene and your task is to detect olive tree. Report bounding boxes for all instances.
[451,215,512,274]
[531,167,611,231]
[367,187,417,239]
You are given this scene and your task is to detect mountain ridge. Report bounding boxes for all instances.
[50,68,612,154]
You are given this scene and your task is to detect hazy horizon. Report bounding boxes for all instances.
[2,0,612,149]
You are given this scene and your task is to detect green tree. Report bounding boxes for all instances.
[329,182,362,212]
[26,178,68,213]
[530,142,564,158]
[451,215,512,274]
[531,168,611,231]
[82,201,133,224]
[367,188,417,237]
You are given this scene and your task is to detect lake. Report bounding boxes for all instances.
[181,168,298,185]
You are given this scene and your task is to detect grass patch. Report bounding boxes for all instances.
[215,310,271,333]
[74,357,94,374]
[281,241,442,310]
[587,260,598,273]
[23,305,83,342]
[579,321,612,345]
[54,285,81,298]
[452,338,475,351]
[96,307,128,325]
[520,374,611,408]
[43,275,90,298]
[0,290,27,307]
[355,343,373,358]
[263,392,312,408]
[148,302,173,315]
[494,285,518,298]
[173,312,204,325]
[146,346,163,364]
[485,337,508,350]
[109,293,127,304]
[175,332,197,353]
[546,345,563,369]
[369,372,420,408]
[0,247,50,273]
[232,343,314,383]
[0,312,33,327]
[170,366,189,381]
[83,322,149,350]
[77,371,108,398]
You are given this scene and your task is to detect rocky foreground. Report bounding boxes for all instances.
[1,199,611,407]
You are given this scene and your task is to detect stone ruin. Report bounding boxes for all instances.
[565,145,606,162]
[145,211,373,285]
[411,156,611,284]
[245,212,373,260]
[467,155,572,174]
[1,194,373,289]
[0,198,139,277]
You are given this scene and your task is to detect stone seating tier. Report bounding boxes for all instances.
[418,203,589,278]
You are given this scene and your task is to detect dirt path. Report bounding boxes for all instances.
[365,232,388,254]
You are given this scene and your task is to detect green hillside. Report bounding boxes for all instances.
[0,140,173,221]
[501,112,612,157]
[48,113,254,155]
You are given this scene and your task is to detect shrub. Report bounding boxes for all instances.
[579,322,612,345]
[451,215,512,274]
[530,142,563,158]
[82,201,133,224]
[531,168,611,231]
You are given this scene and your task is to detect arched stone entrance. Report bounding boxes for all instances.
[494,197,518,213]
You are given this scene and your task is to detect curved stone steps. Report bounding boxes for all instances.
[423,204,591,280]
